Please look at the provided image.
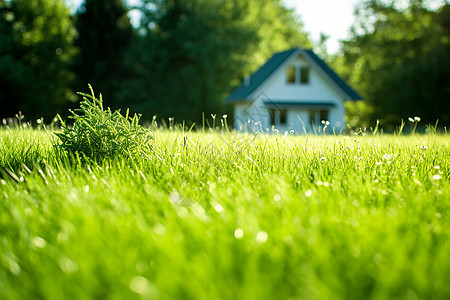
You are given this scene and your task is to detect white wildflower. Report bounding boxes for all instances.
[234,228,244,239]
[256,231,268,243]
[432,174,442,180]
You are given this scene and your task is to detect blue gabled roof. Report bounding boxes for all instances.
[226,48,362,102]
[303,49,361,100]
[226,49,298,102]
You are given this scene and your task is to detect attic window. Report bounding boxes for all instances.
[286,66,310,84]
[300,67,310,84]
[286,66,296,84]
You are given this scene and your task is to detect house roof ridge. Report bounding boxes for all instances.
[226,48,362,102]
[226,48,298,102]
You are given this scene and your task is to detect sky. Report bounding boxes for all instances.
[284,0,359,53]
[284,0,446,53]
[67,0,360,54]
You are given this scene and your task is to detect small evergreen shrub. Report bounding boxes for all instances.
[55,85,153,160]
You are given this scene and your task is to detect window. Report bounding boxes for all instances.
[300,67,310,84]
[269,109,287,126]
[286,65,310,84]
[286,66,296,84]
[280,109,287,124]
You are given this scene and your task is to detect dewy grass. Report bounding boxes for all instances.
[0,127,51,174]
[55,85,153,161]
[0,125,449,299]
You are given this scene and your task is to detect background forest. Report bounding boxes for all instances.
[0,0,449,129]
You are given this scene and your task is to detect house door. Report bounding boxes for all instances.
[269,109,287,127]
[309,110,329,124]
[309,109,329,131]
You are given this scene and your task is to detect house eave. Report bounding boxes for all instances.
[263,100,336,110]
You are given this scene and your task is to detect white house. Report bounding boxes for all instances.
[226,48,362,133]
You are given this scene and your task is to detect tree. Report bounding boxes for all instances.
[340,0,450,128]
[73,0,133,109]
[118,0,311,123]
[0,0,76,120]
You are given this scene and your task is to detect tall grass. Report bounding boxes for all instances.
[55,85,153,161]
[1,126,449,299]
[1,100,449,299]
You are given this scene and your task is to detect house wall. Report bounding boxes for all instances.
[234,99,270,132]
[234,54,346,134]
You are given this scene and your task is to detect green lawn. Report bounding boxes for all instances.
[1,124,449,299]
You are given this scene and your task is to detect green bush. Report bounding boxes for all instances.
[54,85,153,161]
[345,100,376,130]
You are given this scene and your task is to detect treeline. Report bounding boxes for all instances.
[336,0,450,128]
[0,0,310,123]
[0,0,449,127]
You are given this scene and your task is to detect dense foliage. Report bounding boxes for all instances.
[0,0,310,123]
[337,0,450,128]
[1,124,450,299]
[0,0,76,120]
[72,0,133,109]
[118,0,310,122]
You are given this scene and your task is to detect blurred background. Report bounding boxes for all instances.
[0,0,449,129]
